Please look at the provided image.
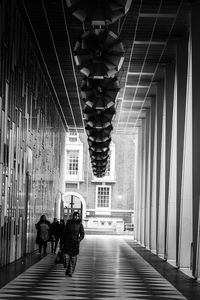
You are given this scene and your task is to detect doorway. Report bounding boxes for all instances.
[63,192,86,222]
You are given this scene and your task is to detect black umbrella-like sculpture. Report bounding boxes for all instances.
[82,96,116,113]
[81,77,120,93]
[88,138,111,148]
[91,156,108,164]
[92,160,108,167]
[91,152,109,161]
[89,145,110,154]
[81,77,120,108]
[86,123,113,137]
[85,113,113,129]
[93,168,107,175]
[94,172,106,178]
[83,105,116,120]
[66,0,132,26]
[74,29,124,79]
[84,109,114,122]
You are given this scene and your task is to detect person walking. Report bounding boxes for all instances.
[35,215,51,256]
[62,212,84,277]
[50,217,60,253]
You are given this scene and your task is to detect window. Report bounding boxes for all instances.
[68,131,78,142]
[66,150,79,175]
[96,186,111,208]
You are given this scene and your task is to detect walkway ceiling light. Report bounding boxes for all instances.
[74,29,125,78]
[66,0,132,26]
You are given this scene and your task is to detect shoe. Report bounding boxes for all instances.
[65,270,69,276]
[68,273,72,277]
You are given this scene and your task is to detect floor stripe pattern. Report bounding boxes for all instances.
[0,235,186,300]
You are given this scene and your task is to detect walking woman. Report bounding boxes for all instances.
[35,215,51,256]
[62,212,84,277]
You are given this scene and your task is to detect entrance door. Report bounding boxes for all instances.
[63,195,82,221]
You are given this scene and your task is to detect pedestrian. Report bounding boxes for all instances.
[50,217,60,253]
[59,219,65,248]
[62,212,85,277]
[35,214,51,256]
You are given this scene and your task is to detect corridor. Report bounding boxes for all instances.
[0,235,198,300]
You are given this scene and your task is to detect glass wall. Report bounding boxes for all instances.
[0,0,65,267]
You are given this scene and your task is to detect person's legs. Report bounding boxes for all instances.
[43,241,47,255]
[39,243,42,254]
[54,237,59,253]
[51,240,54,253]
[71,255,77,273]
[64,253,70,274]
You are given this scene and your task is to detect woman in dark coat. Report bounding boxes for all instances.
[35,215,51,256]
[62,211,84,277]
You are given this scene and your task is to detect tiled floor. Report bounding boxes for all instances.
[0,235,199,299]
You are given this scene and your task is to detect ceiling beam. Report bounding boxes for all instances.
[117,97,152,101]
[128,72,154,76]
[134,40,166,45]
[139,13,176,18]
[125,84,150,88]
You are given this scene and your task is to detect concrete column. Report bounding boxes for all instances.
[166,62,177,263]
[135,126,143,243]
[150,95,158,253]
[155,81,164,254]
[178,31,192,271]
[140,121,146,246]
[145,110,151,249]
[191,3,200,278]
[176,35,188,266]
[157,77,166,258]
[150,81,164,253]
[134,133,139,241]
[149,99,157,249]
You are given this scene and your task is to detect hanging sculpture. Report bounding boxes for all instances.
[66,0,132,26]
[68,0,132,176]
[74,29,125,79]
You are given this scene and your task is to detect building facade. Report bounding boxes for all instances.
[64,131,135,232]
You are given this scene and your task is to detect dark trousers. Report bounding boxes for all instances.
[39,241,47,255]
[51,236,59,253]
[64,254,77,275]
